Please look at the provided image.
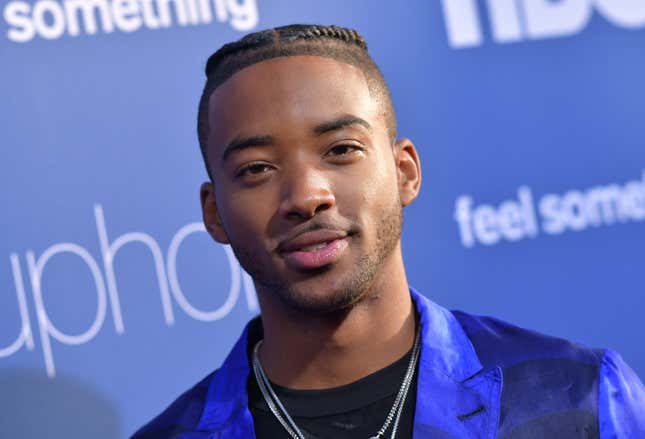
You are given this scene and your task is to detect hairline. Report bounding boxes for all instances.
[198,42,397,181]
[207,53,390,141]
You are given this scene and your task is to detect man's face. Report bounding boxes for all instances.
[202,55,413,313]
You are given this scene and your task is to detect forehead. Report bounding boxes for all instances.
[207,55,381,152]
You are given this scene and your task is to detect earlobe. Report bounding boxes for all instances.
[200,182,230,244]
[394,138,422,206]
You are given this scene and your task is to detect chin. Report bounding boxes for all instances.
[278,266,374,315]
[278,288,360,315]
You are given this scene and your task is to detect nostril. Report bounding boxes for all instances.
[285,201,329,220]
[280,195,335,220]
[314,202,332,215]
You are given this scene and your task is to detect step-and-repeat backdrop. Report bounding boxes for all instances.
[2,1,644,437]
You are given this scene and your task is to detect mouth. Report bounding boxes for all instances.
[278,229,351,270]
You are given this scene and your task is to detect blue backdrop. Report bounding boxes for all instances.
[1,1,644,437]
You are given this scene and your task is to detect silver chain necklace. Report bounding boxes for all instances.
[252,327,421,439]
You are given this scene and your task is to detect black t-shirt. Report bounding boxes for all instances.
[247,345,418,439]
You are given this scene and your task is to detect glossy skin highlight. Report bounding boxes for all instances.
[200,55,422,389]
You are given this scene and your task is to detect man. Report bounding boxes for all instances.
[133,24,644,438]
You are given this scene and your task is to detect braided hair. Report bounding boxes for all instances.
[197,24,397,180]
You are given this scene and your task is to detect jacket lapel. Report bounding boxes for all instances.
[196,324,256,438]
[410,289,502,438]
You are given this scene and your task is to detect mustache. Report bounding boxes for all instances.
[275,219,357,250]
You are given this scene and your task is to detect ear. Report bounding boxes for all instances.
[200,182,230,244]
[393,138,422,207]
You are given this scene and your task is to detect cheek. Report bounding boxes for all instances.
[218,188,272,245]
[368,148,399,200]
[335,153,399,222]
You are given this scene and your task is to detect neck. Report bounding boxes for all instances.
[256,250,416,390]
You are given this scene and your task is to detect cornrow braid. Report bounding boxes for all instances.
[197,24,396,181]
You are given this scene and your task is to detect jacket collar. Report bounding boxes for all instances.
[410,287,482,381]
[197,287,501,438]
[409,287,501,437]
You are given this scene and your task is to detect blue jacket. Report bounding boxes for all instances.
[133,288,645,438]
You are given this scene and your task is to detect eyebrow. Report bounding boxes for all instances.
[313,115,372,135]
[220,115,371,165]
[221,135,274,164]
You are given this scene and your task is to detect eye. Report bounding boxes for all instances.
[326,143,365,158]
[235,162,275,180]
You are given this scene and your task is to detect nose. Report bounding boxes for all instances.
[278,167,335,220]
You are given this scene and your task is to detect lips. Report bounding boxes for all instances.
[278,229,350,270]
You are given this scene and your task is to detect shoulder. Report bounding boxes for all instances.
[452,310,645,436]
[452,310,603,435]
[452,309,601,369]
[131,318,260,438]
[131,370,217,439]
